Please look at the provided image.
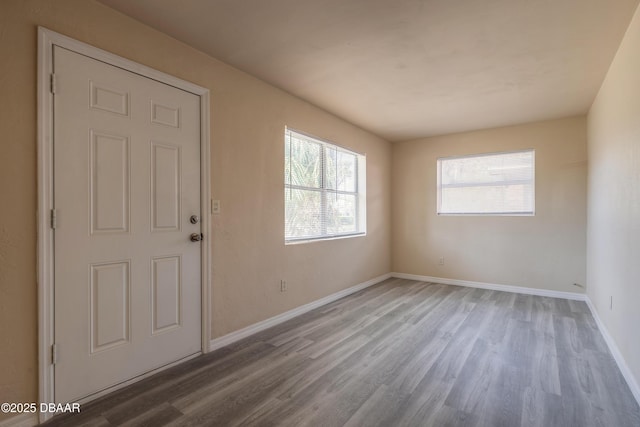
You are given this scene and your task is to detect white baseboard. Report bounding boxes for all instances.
[209,273,392,351]
[391,272,587,301]
[0,413,38,427]
[584,297,640,406]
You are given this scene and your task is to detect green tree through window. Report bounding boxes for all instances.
[285,128,366,242]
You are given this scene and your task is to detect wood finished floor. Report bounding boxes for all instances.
[42,278,640,427]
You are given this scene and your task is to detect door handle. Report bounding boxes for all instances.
[190,233,203,242]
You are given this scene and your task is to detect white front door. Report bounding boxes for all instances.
[53,46,202,403]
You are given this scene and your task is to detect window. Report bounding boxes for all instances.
[437,149,535,215]
[285,128,366,242]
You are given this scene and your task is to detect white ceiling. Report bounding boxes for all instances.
[99,0,639,141]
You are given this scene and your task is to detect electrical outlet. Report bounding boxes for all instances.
[280,280,287,292]
[438,257,445,265]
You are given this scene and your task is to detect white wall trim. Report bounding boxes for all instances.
[584,297,640,405]
[391,272,587,301]
[37,27,212,423]
[209,273,392,351]
[37,27,55,424]
[0,413,38,427]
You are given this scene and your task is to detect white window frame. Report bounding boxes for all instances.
[285,128,366,243]
[436,149,535,216]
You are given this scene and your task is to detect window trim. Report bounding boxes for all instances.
[285,127,366,243]
[436,148,535,216]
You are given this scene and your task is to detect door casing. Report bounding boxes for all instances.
[37,27,212,423]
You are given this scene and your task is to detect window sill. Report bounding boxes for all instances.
[285,232,366,245]
[437,212,535,217]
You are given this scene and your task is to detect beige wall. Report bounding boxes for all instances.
[392,117,587,292]
[0,0,391,415]
[587,3,640,387]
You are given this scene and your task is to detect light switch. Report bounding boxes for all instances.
[212,199,221,214]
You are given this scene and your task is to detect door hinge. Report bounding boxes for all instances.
[50,209,57,229]
[51,343,58,365]
[50,73,57,94]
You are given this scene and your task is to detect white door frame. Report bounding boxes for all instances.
[37,27,211,422]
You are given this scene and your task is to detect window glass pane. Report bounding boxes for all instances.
[285,128,365,242]
[441,184,534,214]
[324,148,356,192]
[337,151,357,192]
[438,150,534,215]
[284,132,291,185]
[325,146,337,190]
[290,135,322,188]
[441,151,533,186]
[326,192,357,234]
[285,188,322,239]
[441,151,533,185]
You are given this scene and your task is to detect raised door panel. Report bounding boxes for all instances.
[90,81,130,117]
[151,256,182,334]
[90,261,130,353]
[151,142,181,232]
[151,101,180,128]
[90,130,130,234]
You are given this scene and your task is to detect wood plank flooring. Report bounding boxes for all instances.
[42,279,640,427]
